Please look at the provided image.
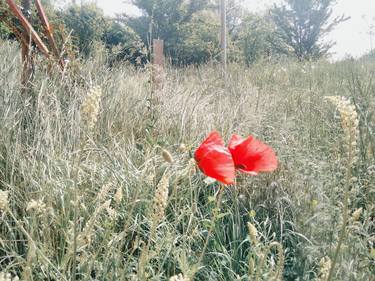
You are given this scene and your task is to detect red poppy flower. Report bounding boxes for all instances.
[228,134,278,175]
[194,132,235,185]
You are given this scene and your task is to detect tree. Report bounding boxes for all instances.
[126,0,218,65]
[0,4,12,39]
[235,13,284,64]
[174,9,220,65]
[270,0,349,60]
[103,20,147,66]
[59,3,108,56]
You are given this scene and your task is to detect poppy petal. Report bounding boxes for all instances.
[195,131,225,162]
[197,145,235,185]
[228,134,244,150]
[195,131,235,185]
[229,134,278,174]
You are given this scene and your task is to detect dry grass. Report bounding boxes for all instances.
[0,40,374,280]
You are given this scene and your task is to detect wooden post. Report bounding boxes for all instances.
[152,39,164,91]
[220,0,227,78]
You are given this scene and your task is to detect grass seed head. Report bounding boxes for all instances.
[247,222,258,246]
[351,207,362,221]
[0,190,9,211]
[114,187,123,204]
[162,149,174,163]
[169,273,189,281]
[152,174,170,225]
[317,256,332,281]
[0,272,20,281]
[97,183,112,203]
[26,199,47,215]
[325,96,359,165]
[80,86,102,130]
[178,143,187,152]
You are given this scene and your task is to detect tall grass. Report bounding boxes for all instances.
[0,40,374,280]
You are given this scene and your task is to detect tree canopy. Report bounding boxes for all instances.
[270,0,349,60]
[0,0,349,64]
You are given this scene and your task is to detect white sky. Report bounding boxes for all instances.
[93,0,375,60]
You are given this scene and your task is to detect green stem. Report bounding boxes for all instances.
[194,184,225,276]
[326,143,353,281]
[72,134,86,281]
[7,208,68,281]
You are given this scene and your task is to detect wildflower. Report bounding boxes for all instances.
[0,190,9,211]
[194,132,235,185]
[228,134,278,175]
[152,174,169,224]
[194,131,278,184]
[80,86,102,130]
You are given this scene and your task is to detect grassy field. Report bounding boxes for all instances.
[0,40,374,280]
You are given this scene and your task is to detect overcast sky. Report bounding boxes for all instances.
[93,0,375,60]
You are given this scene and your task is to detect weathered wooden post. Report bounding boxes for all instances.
[152,39,164,91]
[220,0,227,79]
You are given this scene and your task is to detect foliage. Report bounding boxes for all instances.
[235,13,285,65]
[0,0,59,39]
[270,0,349,61]
[173,9,220,65]
[0,1,10,38]
[0,23,10,39]
[58,3,108,56]
[127,0,218,65]
[103,20,147,66]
